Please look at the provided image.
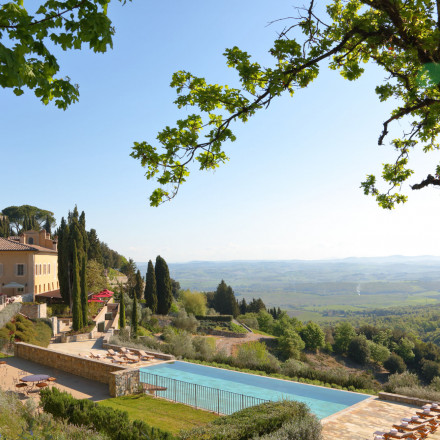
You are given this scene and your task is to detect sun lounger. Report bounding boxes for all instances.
[119,347,129,354]
[107,349,117,356]
[111,356,128,364]
[124,353,140,363]
[416,409,440,419]
[137,350,154,360]
[374,430,420,439]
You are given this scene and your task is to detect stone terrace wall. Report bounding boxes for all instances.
[379,392,430,406]
[109,368,140,397]
[14,342,126,384]
[21,303,47,319]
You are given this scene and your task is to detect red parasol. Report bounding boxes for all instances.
[93,293,113,298]
[99,289,114,295]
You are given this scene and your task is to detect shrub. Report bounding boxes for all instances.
[421,359,440,383]
[430,376,440,391]
[192,336,216,361]
[172,311,198,333]
[178,401,311,440]
[253,413,323,440]
[384,353,406,374]
[40,387,173,440]
[281,359,375,390]
[235,341,280,374]
[237,314,259,330]
[348,336,370,365]
[384,371,420,392]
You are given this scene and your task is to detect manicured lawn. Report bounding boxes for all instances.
[98,394,219,435]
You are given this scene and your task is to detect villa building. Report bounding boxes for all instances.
[0,230,59,301]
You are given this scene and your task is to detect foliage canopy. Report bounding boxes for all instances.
[0,0,129,109]
[131,0,440,208]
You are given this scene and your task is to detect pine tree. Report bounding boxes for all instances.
[134,270,143,300]
[144,260,157,313]
[119,290,126,329]
[155,255,172,315]
[131,292,138,338]
[72,242,83,331]
[80,255,88,327]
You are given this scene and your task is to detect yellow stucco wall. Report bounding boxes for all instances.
[33,253,58,295]
[0,251,59,298]
[0,251,34,296]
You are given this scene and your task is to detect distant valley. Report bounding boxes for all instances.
[136,256,440,320]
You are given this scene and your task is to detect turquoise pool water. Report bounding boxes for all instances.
[140,361,370,419]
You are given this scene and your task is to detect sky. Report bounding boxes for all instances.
[2,0,440,263]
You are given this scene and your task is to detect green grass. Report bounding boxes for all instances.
[98,394,219,435]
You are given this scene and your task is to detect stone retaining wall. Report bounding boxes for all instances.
[201,329,247,338]
[21,303,47,319]
[109,368,140,397]
[379,392,432,406]
[14,342,126,385]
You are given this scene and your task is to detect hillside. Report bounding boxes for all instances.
[137,257,440,316]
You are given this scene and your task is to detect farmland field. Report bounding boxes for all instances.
[137,256,440,320]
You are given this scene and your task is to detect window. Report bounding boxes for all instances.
[43,264,46,275]
[0,263,3,277]
[17,288,24,292]
[28,237,34,244]
[48,264,50,275]
[17,264,25,276]
[35,264,38,276]
[43,284,45,292]
[39,264,42,275]
[39,285,41,293]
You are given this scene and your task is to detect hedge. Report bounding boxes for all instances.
[178,401,311,440]
[196,315,233,322]
[40,387,174,440]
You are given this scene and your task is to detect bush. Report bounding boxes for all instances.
[40,387,173,440]
[253,413,322,440]
[348,336,370,365]
[235,341,281,374]
[281,359,376,390]
[192,336,216,361]
[384,371,420,392]
[237,314,259,330]
[384,353,406,374]
[0,388,106,440]
[421,359,440,383]
[178,401,311,440]
[172,311,198,333]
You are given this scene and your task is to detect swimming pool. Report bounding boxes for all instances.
[140,361,370,418]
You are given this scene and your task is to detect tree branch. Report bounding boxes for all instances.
[411,174,440,190]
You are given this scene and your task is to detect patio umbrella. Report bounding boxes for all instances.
[93,293,112,298]
[88,299,104,303]
[2,282,25,288]
[99,289,114,295]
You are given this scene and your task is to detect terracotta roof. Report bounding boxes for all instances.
[0,237,57,253]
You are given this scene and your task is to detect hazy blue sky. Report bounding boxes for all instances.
[2,0,440,262]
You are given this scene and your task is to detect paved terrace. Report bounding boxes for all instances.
[322,397,440,440]
[0,357,110,402]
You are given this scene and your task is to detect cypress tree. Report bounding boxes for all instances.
[119,290,126,329]
[131,293,138,338]
[44,215,51,234]
[58,218,70,305]
[155,255,172,315]
[144,260,157,313]
[72,242,83,331]
[87,229,102,263]
[81,256,88,327]
[214,280,238,316]
[134,270,143,300]
[239,298,247,315]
